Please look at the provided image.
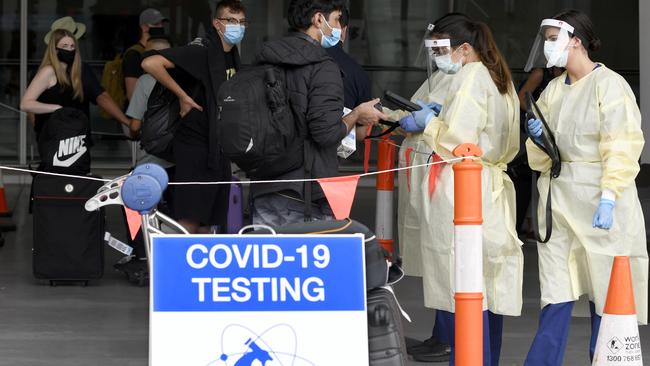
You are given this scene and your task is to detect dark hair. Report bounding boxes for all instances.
[433,16,513,94]
[433,12,472,26]
[288,0,347,31]
[339,6,350,27]
[214,0,246,19]
[553,9,601,52]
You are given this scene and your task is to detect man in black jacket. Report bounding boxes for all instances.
[142,0,246,233]
[325,7,372,111]
[251,0,387,226]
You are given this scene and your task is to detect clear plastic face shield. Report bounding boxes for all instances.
[426,38,464,82]
[524,19,575,72]
[414,24,436,90]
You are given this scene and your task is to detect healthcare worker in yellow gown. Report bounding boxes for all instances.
[389,16,466,362]
[392,70,453,278]
[398,15,522,366]
[522,9,648,366]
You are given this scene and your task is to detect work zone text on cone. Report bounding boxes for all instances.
[592,256,643,366]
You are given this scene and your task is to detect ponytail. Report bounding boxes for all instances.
[473,21,512,95]
[432,15,513,95]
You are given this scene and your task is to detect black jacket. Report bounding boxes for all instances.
[252,32,347,201]
[158,27,240,170]
[326,42,372,109]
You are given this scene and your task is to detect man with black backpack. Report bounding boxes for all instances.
[244,0,387,226]
[141,0,246,234]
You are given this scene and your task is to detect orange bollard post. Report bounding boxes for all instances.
[375,134,396,258]
[452,143,484,366]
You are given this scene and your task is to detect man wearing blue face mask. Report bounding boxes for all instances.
[141,0,246,234]
[250,0,387,226]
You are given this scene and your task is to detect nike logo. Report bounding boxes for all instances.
[53,135,87,167]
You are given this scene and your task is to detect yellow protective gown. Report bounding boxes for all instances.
[388,72,454,277]
[421,62,523,316]
[526,64,648,324]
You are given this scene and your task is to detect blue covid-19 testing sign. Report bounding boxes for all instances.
[149,234,368,366]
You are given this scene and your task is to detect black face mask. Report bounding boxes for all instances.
[56,48,76,65]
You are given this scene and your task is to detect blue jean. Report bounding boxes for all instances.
[437,310,504,366]
[524,301,601,366]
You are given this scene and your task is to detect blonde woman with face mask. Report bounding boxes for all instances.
[21,25,130,140]
[21,29,86,139]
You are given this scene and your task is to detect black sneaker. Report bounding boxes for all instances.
[114,257,149,286]
[407,336,441,355]
[411,342,452,363]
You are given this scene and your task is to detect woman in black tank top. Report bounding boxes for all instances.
[20,29,85,140]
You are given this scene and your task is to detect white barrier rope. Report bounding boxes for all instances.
[167,157,466,186]
[367,138,434,157]
[0,156,470,186]
[0,166,110,182]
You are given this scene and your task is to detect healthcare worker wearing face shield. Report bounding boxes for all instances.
[387,13,471,363]
[407,15,522,366]
[523,9,648,366]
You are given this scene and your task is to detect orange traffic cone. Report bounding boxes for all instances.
[592,256,643,365]
[0,169,11,217]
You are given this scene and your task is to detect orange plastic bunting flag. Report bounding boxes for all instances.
[317,175,361,220]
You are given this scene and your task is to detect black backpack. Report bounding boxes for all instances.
[140,81,181,162]
[140,38,208,162]
[217,65,303,179]
[38,107,91,174]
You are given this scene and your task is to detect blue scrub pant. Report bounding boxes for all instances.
[432,310,452,344]
[524,301,602,366]
[437,310,504,366]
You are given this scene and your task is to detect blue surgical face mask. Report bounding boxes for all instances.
[319,14,342,48]
[222,23,245,45]
[434,48,463,75]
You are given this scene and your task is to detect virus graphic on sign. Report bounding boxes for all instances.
[206,324,316,366]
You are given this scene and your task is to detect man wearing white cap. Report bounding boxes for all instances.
[123,8,168,101]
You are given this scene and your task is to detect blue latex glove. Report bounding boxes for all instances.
[399,114,422,132]
[593,199,615,230]
[430,102,442,117]
[527,118,543,144]
[399,101,442,133]
[413,100,435,128]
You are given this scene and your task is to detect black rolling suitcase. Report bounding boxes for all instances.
[367,287,408,366]
[32,174,104,285]
[250,219,408,365]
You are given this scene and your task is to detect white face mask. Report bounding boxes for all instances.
[434,47,463,74]
[544,40,568,68]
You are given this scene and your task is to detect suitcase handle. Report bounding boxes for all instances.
[238,225,277,235]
